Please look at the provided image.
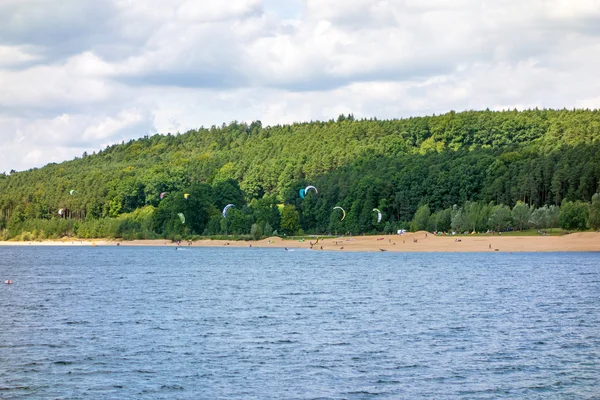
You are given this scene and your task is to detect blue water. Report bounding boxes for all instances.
[1,247,599,399]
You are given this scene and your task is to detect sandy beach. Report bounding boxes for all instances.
[1,231,599,252]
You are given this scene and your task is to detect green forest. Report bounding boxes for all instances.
[1,109,600,241]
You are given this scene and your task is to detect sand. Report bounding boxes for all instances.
[1,231,599,252]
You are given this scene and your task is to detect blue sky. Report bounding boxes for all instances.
[1,0,600,173]
[263,0,302,19]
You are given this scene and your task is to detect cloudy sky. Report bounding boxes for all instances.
[1,0,599,173]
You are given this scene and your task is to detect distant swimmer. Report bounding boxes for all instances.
[4,280,13,284]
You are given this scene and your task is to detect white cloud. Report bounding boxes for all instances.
[0,0,599,173]
[0,57,115,113]
[0,45,39,67]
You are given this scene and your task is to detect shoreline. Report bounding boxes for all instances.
[1,232,599,252]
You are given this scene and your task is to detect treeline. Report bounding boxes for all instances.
[284,144,600,234]
[5,194,599,242]
[410,197,600,234]
[3,179,282,241]
[1,109,600,240]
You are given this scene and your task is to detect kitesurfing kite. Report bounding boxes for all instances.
[333,206,346,221]
[69,190,77,195]
[184,193,190,199]
[58,208,64,216]
[222,204,235,218]
[177,213,185,224]
[160,192,167,199]
[304,185,317,195]
[373,208,382,223]
[299,188,306,199]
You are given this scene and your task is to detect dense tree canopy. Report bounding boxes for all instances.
[1,109,599,240]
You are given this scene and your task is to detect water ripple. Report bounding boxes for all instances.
[1,248,599,399]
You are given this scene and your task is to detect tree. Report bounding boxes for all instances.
[489,205,511,232]
[512,201,531,231]
[227,208,253,234]
[590,193,600,230]
[559,200,589,231]
[411,204,430,232]
[547,205,560,230]
[529,206,548,229]
[250,223,262,240]
[280,205,300,235]
[428,211,440,232]
[263,222,273,237]
[212,179,246,209]
[206,215,223,235]
[383,221,394,234]
[436,208,452,232]
[250,196,281,231]
[451,207,467,233]
[464,201,481,232]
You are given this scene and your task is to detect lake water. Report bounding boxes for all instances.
[1,247,599,399]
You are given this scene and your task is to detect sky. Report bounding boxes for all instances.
[1,0,600,173]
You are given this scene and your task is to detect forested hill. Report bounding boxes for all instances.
[1,109,600,240]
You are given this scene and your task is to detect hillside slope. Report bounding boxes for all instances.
[1,109,599,239]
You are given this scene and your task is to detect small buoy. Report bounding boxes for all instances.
[4,280,13,284]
